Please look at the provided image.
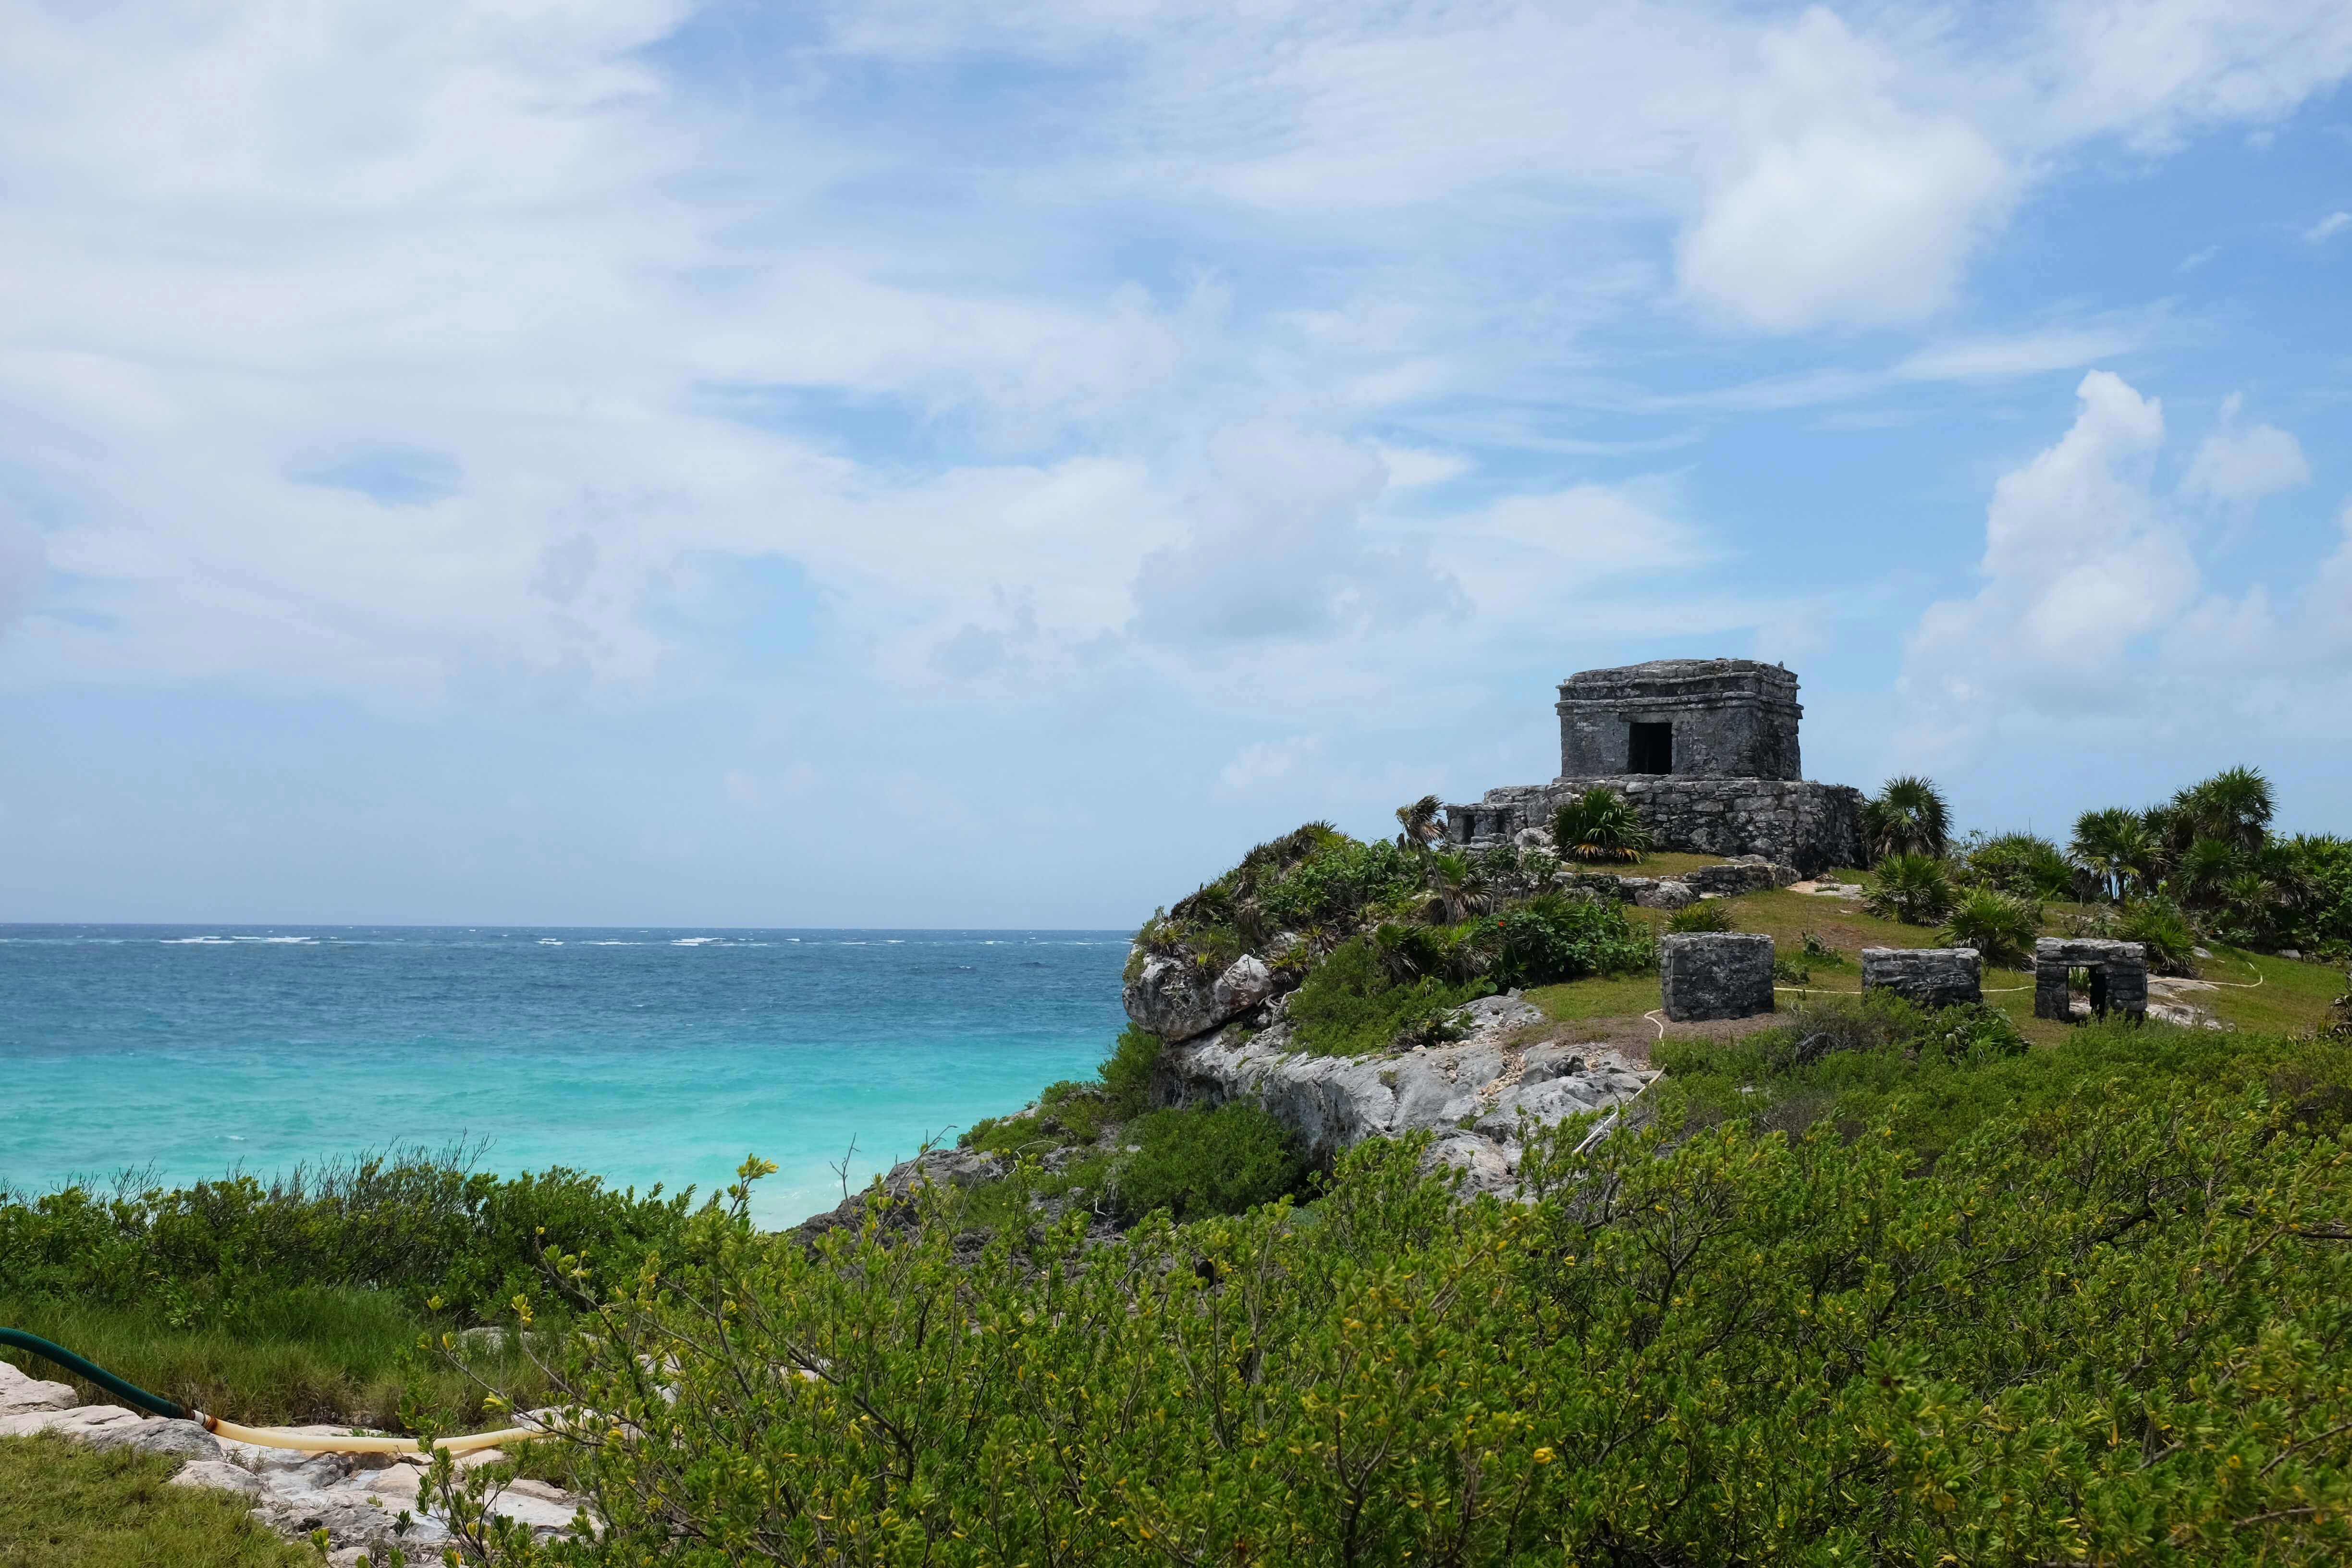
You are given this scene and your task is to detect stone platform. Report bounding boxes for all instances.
[1447,776,1864,876]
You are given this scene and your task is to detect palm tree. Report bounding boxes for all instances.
[2175,836,2241,910]
[1862,776,1950,862]
[2168,766,2273,857]
[1424,852,1488,923]
[2070,807,2154,904]
[1394,794,1445,853]
[1550,788,1652,864]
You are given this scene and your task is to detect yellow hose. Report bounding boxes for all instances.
[199,1414,549,1454]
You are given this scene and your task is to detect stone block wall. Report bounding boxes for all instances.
[1862,947,1983,1008]
[1659,932,1776,1022]
[1447,777,1864,876]
[2034,938,2148,1022]
[1556,659,1802,781]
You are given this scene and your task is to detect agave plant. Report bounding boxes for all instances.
[1863,852,1957,926]
[1550,787,1652,864]
[1940,887,2041,969]
[1862,776,1951,862]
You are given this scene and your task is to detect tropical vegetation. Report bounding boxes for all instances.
[414,1003,2352,1568]
[1859,765,2351,964]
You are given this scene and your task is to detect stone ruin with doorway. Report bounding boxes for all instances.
[2034,937,2149,1024]
[1444,658,1865,874]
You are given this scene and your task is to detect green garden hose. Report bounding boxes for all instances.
[2,1326,544,1454]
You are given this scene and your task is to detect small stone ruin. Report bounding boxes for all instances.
[2033,938,2148,1023]
[1659,932,1776,1022]
[1444,658,1864,873]
[1861,946,1983,1008]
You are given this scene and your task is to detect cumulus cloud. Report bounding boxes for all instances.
[3,0,2352,727]
[1677,10,2013,331]
[2183,395,2312,503]
[1898,372,2346,760]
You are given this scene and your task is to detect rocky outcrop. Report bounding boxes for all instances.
[1155,993,1654,1197]
[794,1146,1006,1240]
[1124,953,1280,1042]
[1561,856,1797,911]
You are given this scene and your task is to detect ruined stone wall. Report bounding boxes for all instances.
[1556,659,1802,781]
[1447,775,1864,876]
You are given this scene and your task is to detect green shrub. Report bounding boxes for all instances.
[1286,937,1492,1056]
[457,1066,2352,1568]
[1799,930,1846,966]
[1864,851,1956,925]
[1550,787,1653,864]
[1489,894,1652,987]
[1097,1025,1164,1121]
[1115,1103,1305,1223]
[2117,894,2200,976]
[1962,831,2078,901]
[1665,898,1733,933]
[1940,886,2042,968]
[0,1154,705,1330]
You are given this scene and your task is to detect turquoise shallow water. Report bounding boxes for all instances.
[0,926,1128,1226]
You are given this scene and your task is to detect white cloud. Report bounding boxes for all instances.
[1677,10,2013,331]
[3,0,2352,726]
[1898,374,2352,761]
[2183,395,2311,503]
[1897,370,2193,756]
[2305,211,2352,242]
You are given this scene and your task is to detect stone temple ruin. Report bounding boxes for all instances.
[1445,658,1864,873]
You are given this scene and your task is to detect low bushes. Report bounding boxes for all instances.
[1116,1102,1306,1224]
[1489,892,1653,986]
[1287,937,1491,1056]
[435,1026,2352,1566]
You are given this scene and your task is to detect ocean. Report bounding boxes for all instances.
[0,926,1129,1227]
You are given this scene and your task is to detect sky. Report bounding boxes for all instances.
[1,0,2350,928]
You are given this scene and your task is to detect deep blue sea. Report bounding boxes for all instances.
[0,927,1128,1226]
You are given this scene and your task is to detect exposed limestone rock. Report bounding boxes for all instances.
[1155,993,1654,1198]
[1627,878,1697,910]
[1124,953,1283,1043]
[170,1459,270,1502]
[85,1416,222,1461]
[0,1359,77,1414]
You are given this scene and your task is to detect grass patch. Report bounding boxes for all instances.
[1571,850,1727,878]
[0,1286,548,1430]
[0,1433,310,1567]
[1654,992,2352,1164]
[1524,972,1664,1023]
[2192,945,2346,1034]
